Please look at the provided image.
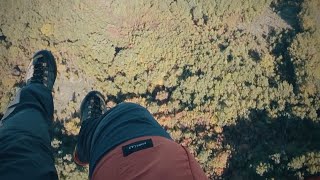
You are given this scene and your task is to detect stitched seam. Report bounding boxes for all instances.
[182,145,196,180]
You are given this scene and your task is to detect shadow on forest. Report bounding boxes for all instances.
[222,110,320,180]
[51,120,78,158]
[269,0,303,94]
[272,0,303,31]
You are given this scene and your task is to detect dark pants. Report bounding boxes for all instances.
[0,84,172,179]
[0,84,57,180]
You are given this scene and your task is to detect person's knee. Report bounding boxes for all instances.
[113,102,148,113]
[118,102,145,108]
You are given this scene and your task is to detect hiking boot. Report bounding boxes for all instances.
[73,91,106,166]
[80,91,106,122]
[26,50,57,91]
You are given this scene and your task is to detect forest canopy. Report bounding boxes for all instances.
[0,0,319,179]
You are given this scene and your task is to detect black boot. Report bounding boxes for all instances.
[73,91,106,166]
[26,50,57,91]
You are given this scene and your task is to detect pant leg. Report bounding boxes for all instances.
[92,136,208,180]
[75,113,102,164]
[75,105,115,164]
[76,102,172,177]
[0,84,58,180]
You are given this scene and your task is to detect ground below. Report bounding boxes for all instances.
[0,0,319,179]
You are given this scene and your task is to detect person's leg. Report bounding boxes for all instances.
[75,100,208,179]
[74,95,171,177]
[0,50,58,180]
[75,93,207,179]
[92,136,208,180]
[73,91,107,166]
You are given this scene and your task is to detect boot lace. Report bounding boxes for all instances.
[87,97,104,119]
[30,62,49,86]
